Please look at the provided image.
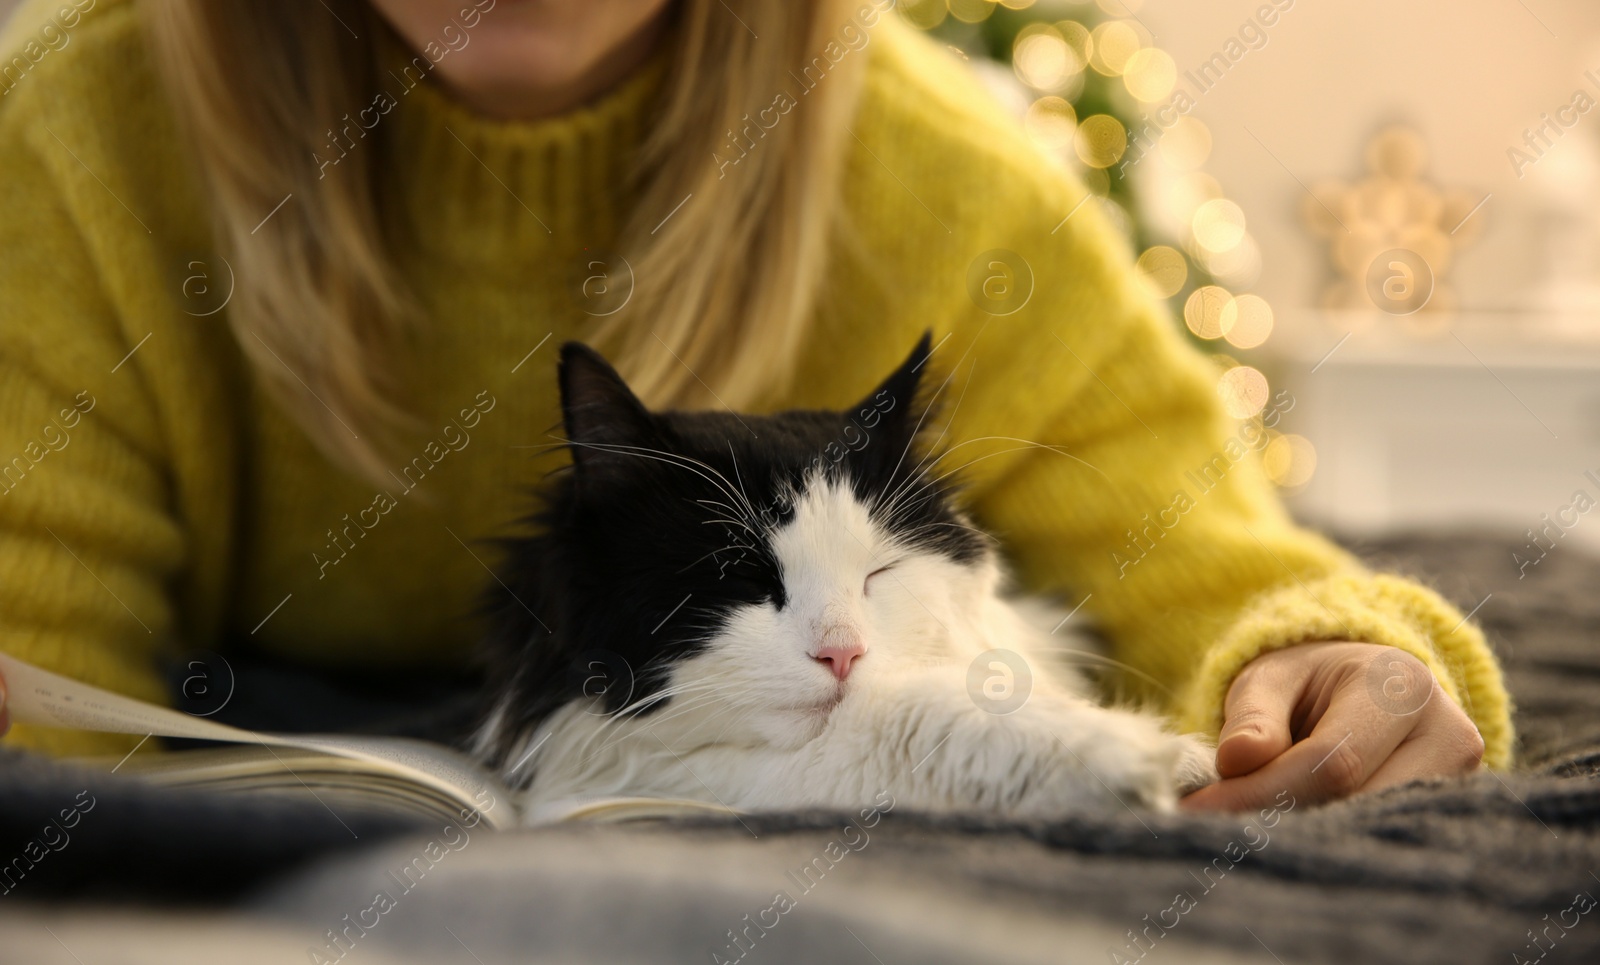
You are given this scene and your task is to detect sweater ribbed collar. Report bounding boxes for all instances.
[374,28,663,265]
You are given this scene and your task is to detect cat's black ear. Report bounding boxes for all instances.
[557,342,658,478]
[850,331,935,473]
[857,330,933,428]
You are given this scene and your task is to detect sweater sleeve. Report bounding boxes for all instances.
[0,92,186,756]
[939,183,1514,771]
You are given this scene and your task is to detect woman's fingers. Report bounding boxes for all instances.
[1213,656,1301,779]
[0,671,9,737]
[1358,700,1485,795]
[1182,676,1416,811]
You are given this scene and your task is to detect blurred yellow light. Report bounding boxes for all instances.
[1024,96,1077,152]
[948,0,998,24]
[998,0,1036,8]
[1224,294,1273,349]
[1073,114,1127,168]
[1158,117,1211,171]
[1097,0,1144,11]
[1089,21,1142,76]
[1218,365,1269,419]
[899,0,948,29]
[1264,434,1317,487]
[1056,20,1092,68]
[1135,246,1188,299]
[1191,198,1247,253]
[1203,234,1263,289]
[1121,48,1175,102]
[1014,29,1071,90]
[1184,285,1236,340]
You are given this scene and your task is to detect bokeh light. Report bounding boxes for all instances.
[1088,21,1142,76]
[1055,20,1092,71]
[948,0,999,25]
[1217,365,1269,419]
[1203,234,1263,288]
[1073,113,1127,168]
[1024,96,1077,152]
[1191,198,1247,253]
[919,4,1274,359]
[1184,285,1236,340]
[1135,246,1188,299]
[1121,48,1176,102]
[899,0,948,30]
[1013,26,1071,90]
[1264,434,1318,487]
[1223,294,1273,349]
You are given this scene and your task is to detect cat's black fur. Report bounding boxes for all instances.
[475,333,988,765]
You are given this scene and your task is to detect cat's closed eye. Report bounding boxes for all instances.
[863,563,894,596]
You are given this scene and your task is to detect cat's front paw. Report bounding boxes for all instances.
[1170,732,1220,799]
[1059,725,1217,815]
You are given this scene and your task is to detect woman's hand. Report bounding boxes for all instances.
[1181,641,1484,811]
[0,668,9,736]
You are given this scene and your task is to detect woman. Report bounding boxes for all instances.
[0,0,1505,811]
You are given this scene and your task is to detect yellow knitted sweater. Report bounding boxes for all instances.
[0,0,1512,767]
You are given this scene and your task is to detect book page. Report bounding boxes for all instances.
[0,652,515,830]
[524,794,740,826]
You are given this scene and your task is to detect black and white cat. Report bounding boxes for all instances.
[473,335,1216,821]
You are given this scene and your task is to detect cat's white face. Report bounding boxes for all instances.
[472,333,1002,774]
[666,476,998,750]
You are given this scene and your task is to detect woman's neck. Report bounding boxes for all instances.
[437,8,670,122]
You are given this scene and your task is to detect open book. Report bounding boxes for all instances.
[0,653,738,830]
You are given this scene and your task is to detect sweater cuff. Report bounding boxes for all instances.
[1174,570,1515,770]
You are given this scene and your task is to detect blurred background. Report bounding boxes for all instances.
[915,0,1600,559]
[10,0,1596,559]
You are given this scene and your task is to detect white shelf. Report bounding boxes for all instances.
[1259,310,1600,549]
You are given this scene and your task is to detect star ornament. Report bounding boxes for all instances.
[1302,125,1486,323]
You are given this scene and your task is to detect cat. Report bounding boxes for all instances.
[472,333,1216,822]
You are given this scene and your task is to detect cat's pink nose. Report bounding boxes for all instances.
[813,635,865,682]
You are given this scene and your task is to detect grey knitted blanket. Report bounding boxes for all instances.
[1,531,1596,965]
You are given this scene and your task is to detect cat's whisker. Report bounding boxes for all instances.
[1051,649,1175,701]
[888,356,977,511]
[694,508,763,538]
[675,542,759,575]
[923,442,1102,498]
[883,348,962,505]
[685,702,761,750]
[893,519,996,547]
[698,518,762,539]
[595,696,713,741]
[599,667,724,718]
[929,436,1111,486]
[576,684,722,748]
[726,441,760,528]
[559,438,757,524]
[649,696,747,739]
[577,690,735,764]
[876,440,1111,537]
[693,497,750,521]
[879,435,1108,531]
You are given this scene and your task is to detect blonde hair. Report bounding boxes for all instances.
[140,0,866,483]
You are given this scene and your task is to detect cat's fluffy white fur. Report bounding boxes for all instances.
[480,477,1216,822]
